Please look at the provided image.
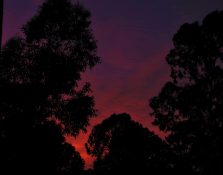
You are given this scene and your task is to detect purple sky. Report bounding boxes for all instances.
[3,0,223,168]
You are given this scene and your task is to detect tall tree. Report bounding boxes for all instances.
[0,0,100,174]
[150,11,223,175]
[0,0,3,48]
[86,113,172,175]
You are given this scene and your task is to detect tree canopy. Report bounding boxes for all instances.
[86,113,172,175]
[0,0,100,136]
[0,0,100,174]
[0,0,3,48]
[150,10,223,175]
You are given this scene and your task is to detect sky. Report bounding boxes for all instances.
[3,0,223,169]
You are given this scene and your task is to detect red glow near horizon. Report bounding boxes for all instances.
[3,0,223,169]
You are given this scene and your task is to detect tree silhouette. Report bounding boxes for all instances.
[0,0,3,48]
[0,121,84,175]
[86,113,172,175]
[150,11,223,175]
[0,0,100,174]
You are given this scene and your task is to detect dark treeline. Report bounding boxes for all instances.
[0,0,223,175]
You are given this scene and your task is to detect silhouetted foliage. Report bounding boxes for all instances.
[86,113,172,175]
[0,0,3,48]
[1,0,99,136]
[0,121,84,175]
[0,0,100,174]
[150,11,223,175]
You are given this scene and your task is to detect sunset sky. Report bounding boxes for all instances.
[3,0,223,168]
